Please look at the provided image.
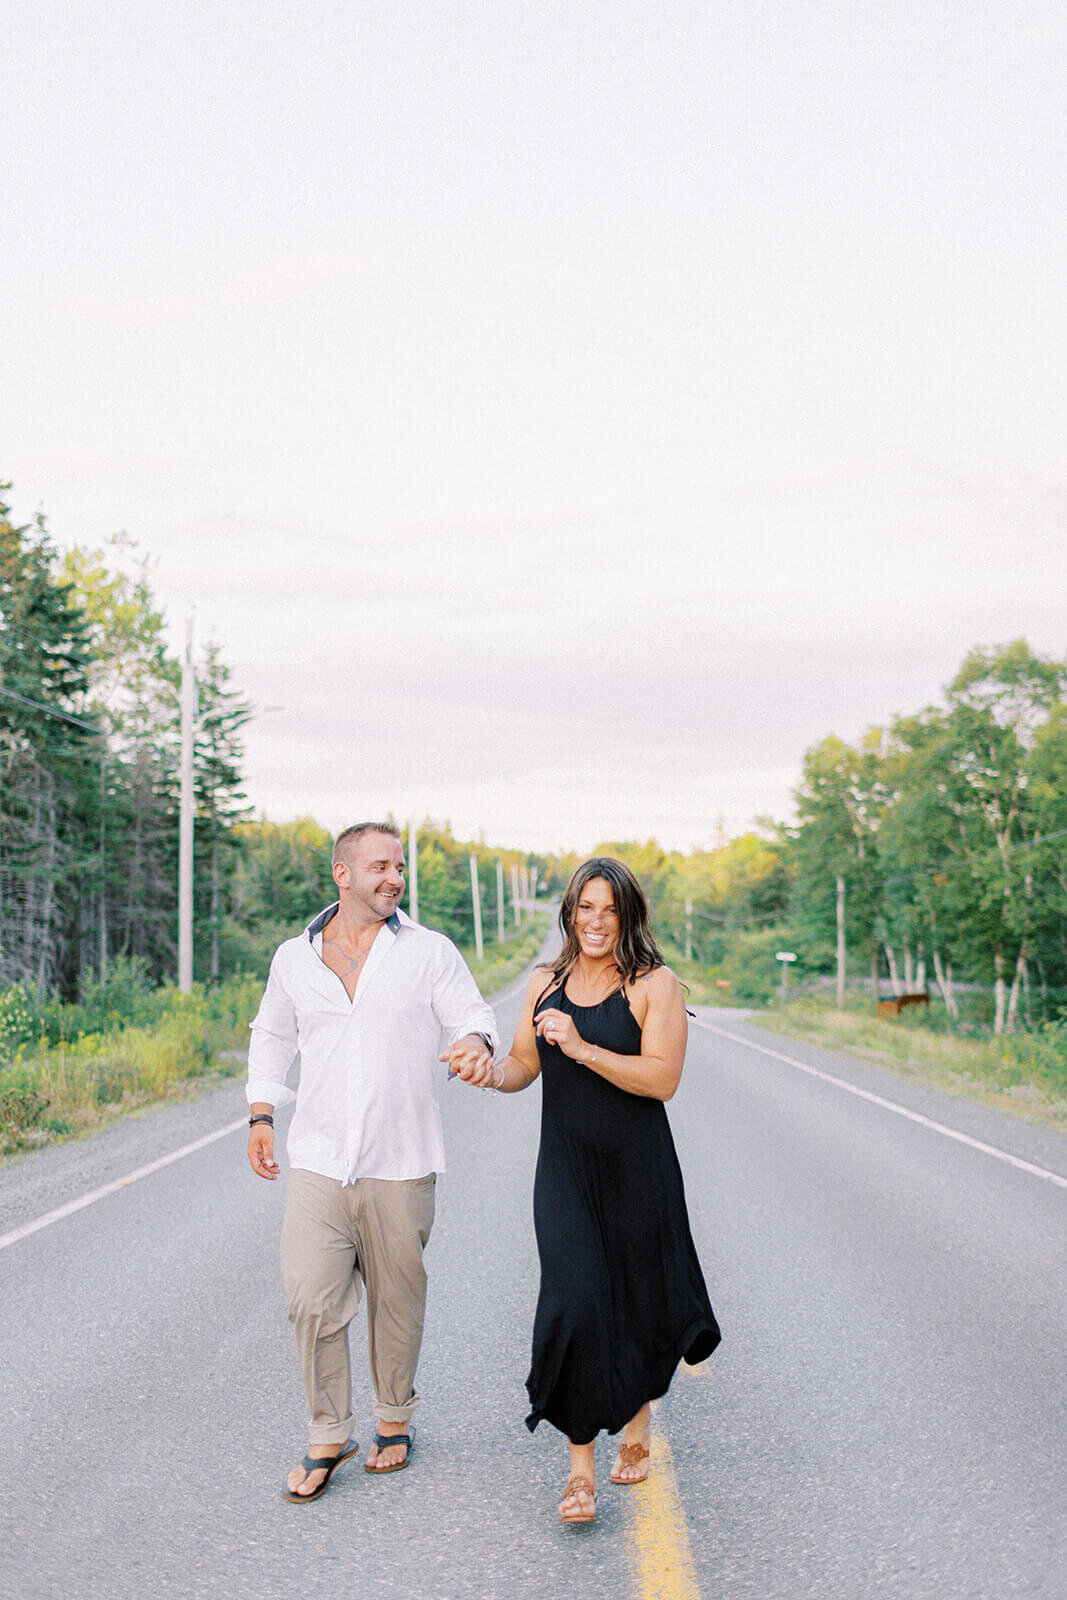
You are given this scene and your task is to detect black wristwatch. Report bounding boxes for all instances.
[249,1114,274,1128]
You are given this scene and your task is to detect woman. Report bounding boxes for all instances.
[459,857,720,1523]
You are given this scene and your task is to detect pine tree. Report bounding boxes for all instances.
[0,490,95,992]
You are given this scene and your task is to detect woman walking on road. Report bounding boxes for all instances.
[455,857,720,1524]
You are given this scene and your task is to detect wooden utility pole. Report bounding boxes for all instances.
[469,854,483,959]
[836,875,846,1008]
[178,615,195,993]
[496,860,505,942]
[510,864,521,925]
[98,747,108,978]
[408,818,419,923]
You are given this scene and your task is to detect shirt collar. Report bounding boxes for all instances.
[305,903,403,941]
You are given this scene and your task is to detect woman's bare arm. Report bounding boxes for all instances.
[533,966,687,1101]
[492,967,549,1092]
[449,966,547,1092]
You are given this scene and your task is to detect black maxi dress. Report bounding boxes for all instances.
[524,981,720,1445]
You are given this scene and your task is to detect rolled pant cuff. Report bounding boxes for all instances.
[309,1416,356,1448]
[374,1392,419,1426]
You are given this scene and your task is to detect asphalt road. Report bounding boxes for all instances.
[1,987,1064,1600]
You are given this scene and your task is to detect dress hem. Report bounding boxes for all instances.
[524,1313,720,1442]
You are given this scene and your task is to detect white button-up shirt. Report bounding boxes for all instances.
[246,904,498,1184]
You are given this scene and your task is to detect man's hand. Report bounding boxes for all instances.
[247,1108,280,1180]
[440,1032,496,1087]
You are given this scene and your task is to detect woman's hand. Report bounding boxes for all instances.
[440,1033,497,1086]
[534,1007,585,1061]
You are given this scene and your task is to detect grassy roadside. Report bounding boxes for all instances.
[752,996,1067,1132]
[0,913,553,1158]
[462,912,552,997]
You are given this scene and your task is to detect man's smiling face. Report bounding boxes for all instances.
[335,829,406,921]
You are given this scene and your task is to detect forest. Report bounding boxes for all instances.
[2,484,1065,1150]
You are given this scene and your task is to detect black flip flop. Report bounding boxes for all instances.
[282,1438,360,1502]
[364,1424,415,1474]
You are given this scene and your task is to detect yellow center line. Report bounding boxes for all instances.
[623,1413,703,1599]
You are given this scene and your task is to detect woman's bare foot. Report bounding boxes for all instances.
[610,1402,651,1484]
[559,1441,597,1522]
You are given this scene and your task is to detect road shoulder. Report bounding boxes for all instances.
[0,1076,251,1236]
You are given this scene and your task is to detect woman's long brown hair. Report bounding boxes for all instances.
[538,857,665,1003]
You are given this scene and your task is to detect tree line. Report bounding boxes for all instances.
[5,484,1063,1035]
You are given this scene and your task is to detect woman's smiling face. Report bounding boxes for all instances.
[572,876,619,959]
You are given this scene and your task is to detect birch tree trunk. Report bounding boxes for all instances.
[993,950,1007,1035]
[885,944,902,995]
[1006,950,1026,1033]
[932,949,959,1019]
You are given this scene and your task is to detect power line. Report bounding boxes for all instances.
[0,685,103,735]
[879,825,1067,892]
[0,620,80,653]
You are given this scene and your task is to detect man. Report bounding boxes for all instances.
[246,821,498,1501]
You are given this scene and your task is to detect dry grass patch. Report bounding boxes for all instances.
[755,999,1067,1132]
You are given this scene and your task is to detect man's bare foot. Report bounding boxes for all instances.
[284,1439,357,1499]
[610,1402,651,1484]
[364,1421,414,1472]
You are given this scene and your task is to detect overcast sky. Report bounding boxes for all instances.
[4,1,1064,853]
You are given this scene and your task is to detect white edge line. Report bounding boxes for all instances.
[0,1116,250,1253]
[692,1018,1067,1191]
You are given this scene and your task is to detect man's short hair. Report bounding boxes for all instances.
[332,821,403,866]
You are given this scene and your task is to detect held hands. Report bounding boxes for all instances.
[440,1032,497,1088]
[534,1007,584,1061]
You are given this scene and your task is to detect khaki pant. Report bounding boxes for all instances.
[280,1167,436,1447]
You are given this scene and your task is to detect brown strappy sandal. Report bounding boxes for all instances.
[559,1473,598,1523]
[610,1441,651,1484]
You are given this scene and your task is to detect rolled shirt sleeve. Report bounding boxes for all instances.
[246,951,300,1108]
[431,939,500,1052]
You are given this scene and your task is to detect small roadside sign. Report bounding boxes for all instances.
[776,950,797,999]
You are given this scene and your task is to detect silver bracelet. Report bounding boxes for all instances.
[482,1061,504,1094]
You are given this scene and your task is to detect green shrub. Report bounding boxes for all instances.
[0,987,41,1059]
[40,954,164,1043]
[1000,1020,1067,1095]
[0,1084,51,1153]
[720,927,799,1005]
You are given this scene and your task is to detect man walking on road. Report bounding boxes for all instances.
[246,821,498,1500]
